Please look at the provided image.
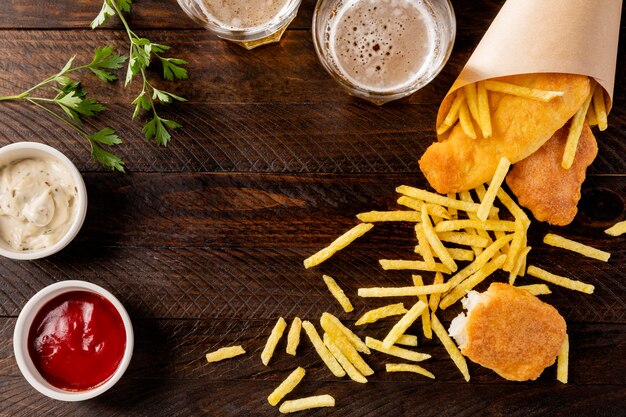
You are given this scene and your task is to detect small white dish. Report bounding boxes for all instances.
[13,280,134,401]
[0,142,87,260]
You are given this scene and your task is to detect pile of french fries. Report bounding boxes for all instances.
[438,79,610,170]
[202,162,621,413]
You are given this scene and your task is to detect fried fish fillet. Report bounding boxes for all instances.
[506,122,597,226]
[449,283,566,381]
[419,73,591,194]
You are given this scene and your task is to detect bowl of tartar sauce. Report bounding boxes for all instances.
[0,142,87,260]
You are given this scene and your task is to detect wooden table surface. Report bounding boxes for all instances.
[0,1,624,416]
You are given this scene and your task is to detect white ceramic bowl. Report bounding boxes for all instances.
[13,280,134,401]
[0,142,87,260]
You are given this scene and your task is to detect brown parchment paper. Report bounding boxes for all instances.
[439,0,622,122]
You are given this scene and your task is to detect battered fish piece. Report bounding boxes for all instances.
[419,73,591,194]
[507,123,598,226]
[449,283,566,381]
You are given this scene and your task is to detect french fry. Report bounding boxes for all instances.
[459,190,494,247]
[477,157,511,221]
[463,84,480,124]
[323,275,354,313]
[475,184,509,249]
[356,211,421,222]
[503,219,527,273]
[286,317,302,356]
[459,100,477,139]
[382,300,428,348]
[415,224,436,269]
[526,266,595,294]
[438,91,466,135]
[304,223,373,269]
[496,188,530,227]
[396,334,419,347]
[379,259,451,273]
[437,122,453,136]
[431,312,470,381]
[586,103,598,126]
[429,272,445,313]
[415,246,475,262]
[483,80,564,102]
[562,87,594,169]
[323,334,367,383]
[205,346,246,363]
[592,85,608,131]
[365,337,431,362]
[543,233,611,262]
[509,246,532,285]
[440,254,507,309]
[385,363,435,379]
[435,219,517,233]
[477,80,492,138]
[437,231,490,248]
[262,317,287,366]
[267,367,306,406]
[396,185,499,215]
[321,312,370,354]
[447,193,458,219]
[301,321,345,377]
[279,395,335,413]
[557,334,569,384]
[517,284,552,296]
[422,204,457,273]
[358,283,450,298]
[320,315,374,376]
[355,303,407,326]
[444,234,513,292]
[605,220,626,236]
[412,275,432,339]
[396,196,450,219]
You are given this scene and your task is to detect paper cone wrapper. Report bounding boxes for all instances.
[438,0,622,124]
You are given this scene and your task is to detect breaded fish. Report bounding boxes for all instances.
[506,123,597,226]
[419,73,591,194]
[450,283,566,381]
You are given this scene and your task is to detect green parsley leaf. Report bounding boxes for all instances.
[91,1,116,29]
[160,57,189,81]
[89,127,123,146]
[90,141,125,172]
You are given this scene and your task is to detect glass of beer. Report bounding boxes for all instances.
[313,0,456,104]
[177,0,302,49]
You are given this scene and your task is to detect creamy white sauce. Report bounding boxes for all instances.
[0,158,77,251]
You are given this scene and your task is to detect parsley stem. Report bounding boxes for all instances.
[26,98,91,138]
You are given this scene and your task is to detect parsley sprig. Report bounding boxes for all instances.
[92,0,188,146]
[0,46,127,171]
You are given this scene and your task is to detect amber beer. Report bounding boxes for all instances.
[177,0,302,49]
[314,0,455,104]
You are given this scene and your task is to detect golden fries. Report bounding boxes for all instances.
[483,80,564,102]
[323,334,367,383]
[279,395,335,413]
[286,317,302,356]
[321,312,370,354]
[557,334,569,384]
[477,80,492,138]
[429,272,444,313]
[463,84,480,124]
[268,367,306,406]
[435,219,517,233]
[320,315,374,376]
[301,320,345,377]
[509,246,532,285]
[205,346,246,363]
[459,100,477,139]
[477,157,511,221]
[438,91,466,135]
[422,204,457,272]
[304,223,373,269]
[262,317,287,366]
[503,219,527,273]
[355,303,407,326]
[592,85,608,131]
[365,337,431,362]
[440,254,507,309]
[605,220,626,236]
[382,300,427,348]
[527,266,595,294]
[543,233,611,262]
[437,231,490,248]
[356,211,421,222]
[415,224,436,269]
[379,259,451,273]
[358,283,450,298]
[496,188,530,227]
[431,313,470,381]
[517,284,552,296]
[396,185,494,214]
[412,275,432,339]
[395,334,419,347]
[385,363,435,379]
[562,87,594,169]
[323,275,354,313]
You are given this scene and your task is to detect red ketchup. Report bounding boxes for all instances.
[27,290,126,391]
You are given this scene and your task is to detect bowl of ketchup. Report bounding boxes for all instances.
[13,280,133,401]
